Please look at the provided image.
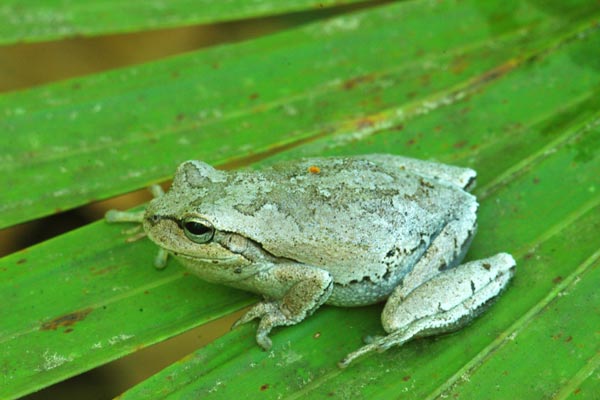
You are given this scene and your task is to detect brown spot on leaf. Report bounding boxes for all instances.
[453,140,468,149]
[450,56,470,74]
[402,375,411,382]
[17,258,27,265]
[477,61,516,85]
[249,93,259,100]
[482,263,491,270]
[342,74,374,90]
[553,276,563,284]
[40,308,93,331]
[356,117,375,130]
[260,384,269,391]
[90,265,119,276]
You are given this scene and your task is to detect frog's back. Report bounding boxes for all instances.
[199,156,475,288]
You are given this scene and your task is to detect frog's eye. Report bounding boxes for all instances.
[182,217,214,243]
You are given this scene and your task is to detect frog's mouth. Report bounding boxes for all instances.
[172,251,257,283]
[172,251,242,264]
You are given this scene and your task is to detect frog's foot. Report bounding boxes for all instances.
[105,210,147,243]
[105,209,145,223]
[338,331,413,368]
[104,184,164,224]
[153,248,169,269]
[231,301,297,350]
[231,264,334,350]
[105,184,168,269]
[339,253,516,368]
[339,321,443,368]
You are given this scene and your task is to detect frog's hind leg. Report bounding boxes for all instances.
[383,200,483,334]
[338,199,515,368]
[339,253,515,368]
[386,201,479,310]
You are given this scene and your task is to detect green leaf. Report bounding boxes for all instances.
[2,0,600,399]
[0,0,365,45]
[3,0,597,229]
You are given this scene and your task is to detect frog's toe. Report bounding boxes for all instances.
[105,209,145,223]
[232,301,291,350]
[362,334,385,345]
[375,339,395,353]
[231,305,263,330]
[366,334,399,353]
[338,342,380,368]
[339,331,414,368]
[153,248,169,269]
[255,327,273,351]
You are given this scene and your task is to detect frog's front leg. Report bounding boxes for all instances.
[232,264,333,350]
[105,184,169,268]
[105,184,165,224]
[339,253,515,368]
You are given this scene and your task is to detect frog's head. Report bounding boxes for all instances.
[141,161,257,282]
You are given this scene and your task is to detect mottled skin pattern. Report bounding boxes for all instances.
[107,155,515,367]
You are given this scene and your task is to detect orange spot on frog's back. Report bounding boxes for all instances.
[308,165,321,174]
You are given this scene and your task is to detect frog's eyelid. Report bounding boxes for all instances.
[145,214,178,227]
[150,214,216,236]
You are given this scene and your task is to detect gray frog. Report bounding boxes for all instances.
[106,154,515,367]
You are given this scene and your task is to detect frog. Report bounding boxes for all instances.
[106,154,515,368]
